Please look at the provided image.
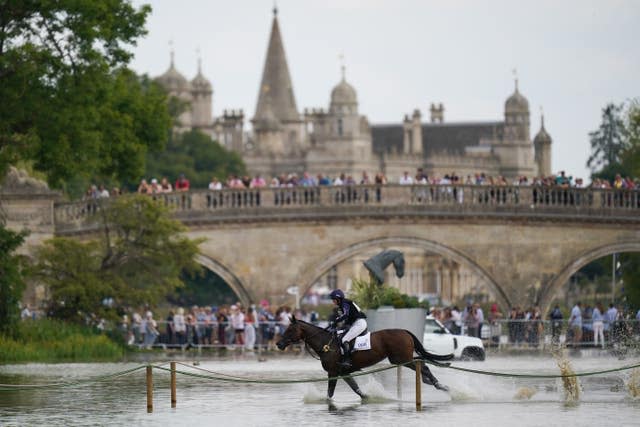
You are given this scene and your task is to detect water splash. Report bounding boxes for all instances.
[552,347,581,402]
[627,368,640,398]
[514,386,537,400]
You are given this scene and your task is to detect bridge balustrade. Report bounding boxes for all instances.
[53,185,640,232]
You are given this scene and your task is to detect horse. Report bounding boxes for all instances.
[363,250,405,285]
[276,315,452,401]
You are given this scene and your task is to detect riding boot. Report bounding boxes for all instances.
[339,341,352,368]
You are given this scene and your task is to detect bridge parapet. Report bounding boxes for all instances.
[53,185,640,234]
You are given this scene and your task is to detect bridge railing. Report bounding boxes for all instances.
[53,185,640,231]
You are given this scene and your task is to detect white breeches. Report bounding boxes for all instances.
[342,318,367,343]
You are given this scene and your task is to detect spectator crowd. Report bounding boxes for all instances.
[82,169,639,201]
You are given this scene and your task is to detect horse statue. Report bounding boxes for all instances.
[363,250,405,285]
[276,315,452,401]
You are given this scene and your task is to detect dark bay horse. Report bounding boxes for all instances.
[276,316,452,400]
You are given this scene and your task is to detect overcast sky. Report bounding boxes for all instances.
[130,0,640,180]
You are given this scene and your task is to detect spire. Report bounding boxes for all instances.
[339,53,346,81]
[253,8,300,124]
[169,40,175,68]
[540,106,545,129]
[196,47,202,74]
[512,68,519,92]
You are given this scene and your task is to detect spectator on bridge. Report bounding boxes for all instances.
[175,173,190,192]
[317,174,331,186]
[137,179,151,194]
[209,176,223,190]
[250,174,267,188]
[399,171,413,185]
[160,177,173,193]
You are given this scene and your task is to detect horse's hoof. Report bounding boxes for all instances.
[360,394,369,402]
[434,382,449,392]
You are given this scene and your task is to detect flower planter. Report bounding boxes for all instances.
[365,306,428,339]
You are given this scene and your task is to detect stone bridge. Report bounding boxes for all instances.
[5,184,640,313]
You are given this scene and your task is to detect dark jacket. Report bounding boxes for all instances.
[334,298,366,326]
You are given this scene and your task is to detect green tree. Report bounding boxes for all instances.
[622,100,640,178]
[587,103,629,175]
[0,225,29,336]
[620,253,640,310]
[146,130,246,189]
[35,195,202,324]
[0,1,170,187]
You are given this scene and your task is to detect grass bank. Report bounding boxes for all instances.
[0,319,126,363]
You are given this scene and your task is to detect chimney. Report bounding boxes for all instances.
[412,109,422,154]
[430,103,444,123]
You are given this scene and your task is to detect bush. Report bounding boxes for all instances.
[0,319,124,363]
[351,278,429,310]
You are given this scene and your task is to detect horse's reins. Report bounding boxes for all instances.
[300,324,338,359]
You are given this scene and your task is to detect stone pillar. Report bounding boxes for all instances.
[411,109,422,154]
[403,114,411,154]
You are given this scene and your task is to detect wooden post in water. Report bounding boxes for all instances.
[170,361,177,408]
[146,365,153,413]
[397,365,402,399]
[415,361,422,411]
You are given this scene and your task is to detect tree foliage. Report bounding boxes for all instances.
[0,0,171,187]
[0,225,29,336]
[587,103,629,173]
[145,130,246,189]
[35,195,202,324]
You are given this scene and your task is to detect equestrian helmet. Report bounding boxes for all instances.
[329,289,345,300]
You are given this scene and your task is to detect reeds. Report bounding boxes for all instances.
[0,319,123,363]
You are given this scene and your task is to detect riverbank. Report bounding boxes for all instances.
[0,319,126,363]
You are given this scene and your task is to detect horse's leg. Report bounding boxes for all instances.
[327,377,338,400]
[405,361,449,391]
[343,376,368,400]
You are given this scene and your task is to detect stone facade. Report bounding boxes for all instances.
[155,8,553,183]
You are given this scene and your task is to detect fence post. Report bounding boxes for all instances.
[146,365,153,413]
[170,361,177,408]
[415,361,422,411]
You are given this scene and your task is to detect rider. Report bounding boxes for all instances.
[329,289,367,368]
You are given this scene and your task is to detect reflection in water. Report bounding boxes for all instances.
[0,356,639,426]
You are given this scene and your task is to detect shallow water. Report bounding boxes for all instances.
[1,353,639,426]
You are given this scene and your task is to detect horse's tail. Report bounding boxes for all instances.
[406,330,454,363]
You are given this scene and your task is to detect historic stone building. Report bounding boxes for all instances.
[155,8,553,184]
[152,8,555,303]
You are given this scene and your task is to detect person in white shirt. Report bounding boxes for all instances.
[399,171,413,185]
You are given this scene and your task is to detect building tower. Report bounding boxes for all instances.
[504,78,530,142]
[533,112,553,177]
[155,49,193,130]
[251,7,304,157]
[190,55,213,130]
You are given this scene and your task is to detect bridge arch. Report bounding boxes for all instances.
[539,241,640,313]
[297,236,510,309]
[195,254,253,307]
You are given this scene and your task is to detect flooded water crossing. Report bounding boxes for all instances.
[1,353,639,426]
